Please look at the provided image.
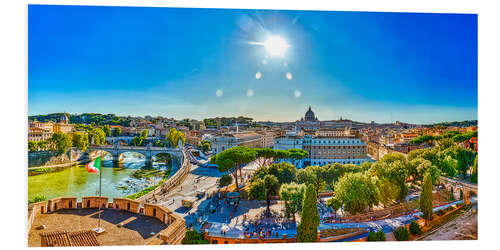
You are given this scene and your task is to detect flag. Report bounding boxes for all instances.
[86,156,101,173]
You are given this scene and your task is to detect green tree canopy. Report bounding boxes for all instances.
[296,166,326,195]
[102,124,111,137]
[167,128,186,148]
[279,182,306,222]
[248,174,280,216]
[297,184,320,242]
[71,132,89,151]
[419,172,434,225]
[332,172,380,215]
[48,132,72,155]
[211,146,257,192]
[111,127,122,137]
[88,128,106,145]
[471,154,478,183]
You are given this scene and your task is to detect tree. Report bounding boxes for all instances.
[182,230,209,244]
[286,148,309,164]
[368,157,408,202]
[103,124,111,137]
[248,175,280,216]
[254,148,277,167]
[415,159,440,185]
[248,175,282,216]
[71,132,89,151]
[470,155,478,183]
[47,132,72,155]
[279,182,306,222]
[112,127,122,137]
[296,166,326,195]
[199,140,211,152]
[377,178,400,207]
[262,175,280,215]
[219,174,232,187]
[88,128,106,145]
[28,141,38,152]
[267,162,297,184]
[132,135,144,146]
[297,184,320,242]
[326,196,341,215]
[409,221,422,235]
[211,146,257,192]
[439,155,458,177]
[446,146,475,179]
[419,172,433,225]
[140,129,148,138]
[332,173,380,215]
[367,230,386,241]
[38,140,48,151]
[167,128,186,148]
[394,227,409,241]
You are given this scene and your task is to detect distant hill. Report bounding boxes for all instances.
[423,120,477,128]
[28,113,132,127]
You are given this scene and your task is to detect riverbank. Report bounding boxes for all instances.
[28,161,88,176]
[28,152,178,202]
[28,150,107,176]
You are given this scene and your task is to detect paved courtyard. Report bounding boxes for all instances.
[28,209,168,246]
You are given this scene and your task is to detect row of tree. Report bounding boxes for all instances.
[211,147,309,193]
[410,130,477,144]
[28,127,106,154]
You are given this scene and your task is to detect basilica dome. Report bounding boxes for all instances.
[304,106,317,122]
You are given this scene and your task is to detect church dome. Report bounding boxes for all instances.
[60,114,69,124]
[304,106,316,121]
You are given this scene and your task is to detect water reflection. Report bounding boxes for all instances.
[28,152,176,201]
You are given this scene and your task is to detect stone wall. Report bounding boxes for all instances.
[28,148,89,168]
[113,198,140,213]
[28,196,186,245]
[205,234,296,244]
[82,196,109,209]
[48,197,77,211]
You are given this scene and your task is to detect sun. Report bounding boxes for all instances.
[263,35,290,57]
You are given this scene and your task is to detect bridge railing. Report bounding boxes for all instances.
[138,149,191,202]
[89,145,179,151]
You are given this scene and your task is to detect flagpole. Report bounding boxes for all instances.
[98,156,102,228]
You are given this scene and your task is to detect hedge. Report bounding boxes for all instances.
[394,227,409,241]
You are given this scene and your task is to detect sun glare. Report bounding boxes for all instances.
[263,35,290,57]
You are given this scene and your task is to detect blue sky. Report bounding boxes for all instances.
[28,5,477,124]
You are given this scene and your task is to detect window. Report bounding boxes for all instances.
[86,200,90,208]
[153,208,157,217]
[127,203,130,211]
[69,200,72,208]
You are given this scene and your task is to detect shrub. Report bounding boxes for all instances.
[182,230,209,244]
[367,230,386,241]
[394,227,409,241]
[29,195,47,204]
[409,221,422,235]
[219,174,233,187]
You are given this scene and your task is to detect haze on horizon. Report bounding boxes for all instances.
[28,5,477,124]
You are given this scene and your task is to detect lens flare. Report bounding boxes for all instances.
[263,35,290,57]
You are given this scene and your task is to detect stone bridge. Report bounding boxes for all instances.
[88,143,182,167]
[439,176,478,205]
[105,136,161,146]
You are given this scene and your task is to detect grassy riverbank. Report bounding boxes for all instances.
[125,167,172,200]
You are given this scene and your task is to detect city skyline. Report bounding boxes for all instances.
[28,5,477,124]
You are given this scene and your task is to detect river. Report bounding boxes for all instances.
[28,152,178,201]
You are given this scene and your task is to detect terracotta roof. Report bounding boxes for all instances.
[40,230,100,247]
